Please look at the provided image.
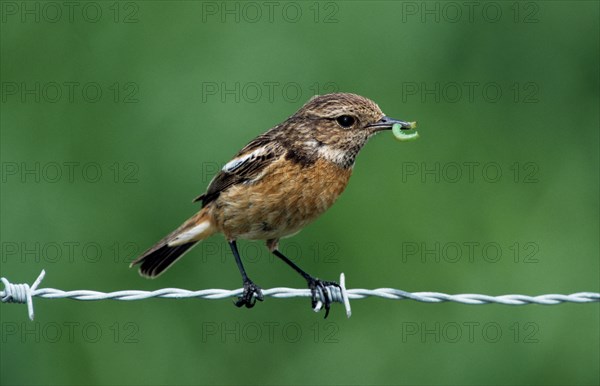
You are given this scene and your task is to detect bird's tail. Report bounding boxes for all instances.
[130,208,217,278]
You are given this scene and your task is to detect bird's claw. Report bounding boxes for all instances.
[308,278,340,319]
[235,280,264,308]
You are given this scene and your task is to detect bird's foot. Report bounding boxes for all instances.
[307,277,340,319]
[235,280,264,308]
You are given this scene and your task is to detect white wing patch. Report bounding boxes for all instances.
[223,147,269,173]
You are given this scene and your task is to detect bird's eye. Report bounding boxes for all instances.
[336,115,355,128]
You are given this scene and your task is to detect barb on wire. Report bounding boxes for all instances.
[1,270,598,320]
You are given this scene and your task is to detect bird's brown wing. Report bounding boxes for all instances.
[194,133,284,207]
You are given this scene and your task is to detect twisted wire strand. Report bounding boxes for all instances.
[1,270,598,320]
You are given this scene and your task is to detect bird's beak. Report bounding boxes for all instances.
[368,116,417,132]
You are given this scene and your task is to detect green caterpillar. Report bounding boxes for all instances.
[392,122,419,142]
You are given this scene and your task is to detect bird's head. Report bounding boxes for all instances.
[284,93,415,167]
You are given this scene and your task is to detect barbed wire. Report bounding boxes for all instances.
[1,270,598,320]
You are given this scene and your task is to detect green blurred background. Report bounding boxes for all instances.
[1,1,598,385]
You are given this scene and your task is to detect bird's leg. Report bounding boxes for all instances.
[229,240,263,308]
[272,249,339,318]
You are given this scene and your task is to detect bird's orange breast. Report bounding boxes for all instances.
[209,158,352,240]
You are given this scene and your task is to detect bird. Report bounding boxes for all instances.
[130,93,416,317]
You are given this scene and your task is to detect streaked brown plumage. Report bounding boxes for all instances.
[131,93,415,317]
